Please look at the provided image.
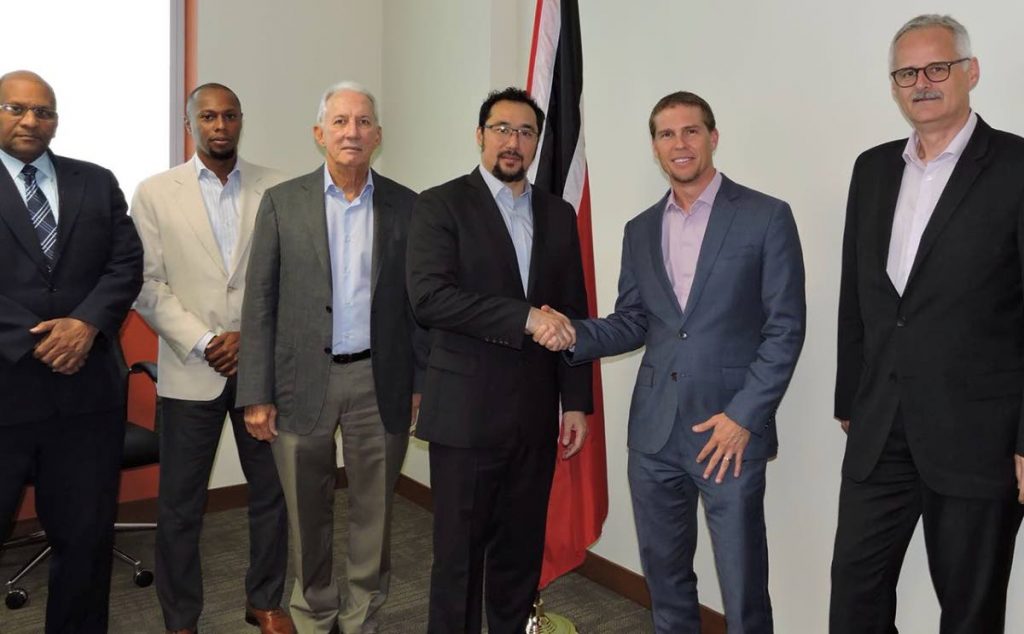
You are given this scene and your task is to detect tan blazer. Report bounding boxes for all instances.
[131,158,286,400]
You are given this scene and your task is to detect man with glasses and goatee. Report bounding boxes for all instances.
[0,70,142,633]
[832,15,1024,633]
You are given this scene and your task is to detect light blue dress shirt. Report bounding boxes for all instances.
[0,148,60,222]
[478,165,533,295]
[193,154,241,272]
[325,166,374,354]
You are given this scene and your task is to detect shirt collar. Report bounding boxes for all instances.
[0,148,56,184]
[665,170,723,216]
[478,164,532,201]
[903,111,978,167]
[323,164,374,202]
[192,153,241,183]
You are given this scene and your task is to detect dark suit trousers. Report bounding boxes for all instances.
[155,378,287,630]
[0,409,124,634]
[629,413,771,634]
[427,440,557,634]
[830,413,1023,634]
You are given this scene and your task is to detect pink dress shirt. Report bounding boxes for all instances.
[661,171,723,312]
[887,112,977,295]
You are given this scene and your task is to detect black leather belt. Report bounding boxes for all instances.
[331,349,371,364]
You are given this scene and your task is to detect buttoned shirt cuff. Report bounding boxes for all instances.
[191,331,216,360]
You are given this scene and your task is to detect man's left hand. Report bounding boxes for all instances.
[1015,454,1024,504]
[560,410,588,459]
[411,393,422,432]
[30,317,98,375]
[693,412,751,483]
[204,331,240,377]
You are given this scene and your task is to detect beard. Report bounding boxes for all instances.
[207,146,237,161]
[490,151,526,183]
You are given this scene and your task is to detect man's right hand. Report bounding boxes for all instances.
[244,403,279,442]
[205,331,240,377]
[528,305,575,351]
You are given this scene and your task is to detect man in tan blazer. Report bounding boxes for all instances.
[131,83,293,634]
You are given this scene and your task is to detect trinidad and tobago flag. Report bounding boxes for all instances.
[527,0,609,588]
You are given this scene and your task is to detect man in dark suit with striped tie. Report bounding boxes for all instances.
[0,70,143,633]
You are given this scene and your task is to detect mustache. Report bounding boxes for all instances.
[911,89,942,101]
[499,150,523,160]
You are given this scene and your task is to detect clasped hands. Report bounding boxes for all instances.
[528,305,575,351]
[205,331,240,377]
[30,317,98,375]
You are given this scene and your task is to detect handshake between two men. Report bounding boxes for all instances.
[526,305,575,351]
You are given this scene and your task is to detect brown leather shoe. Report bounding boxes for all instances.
[245,603,295,634]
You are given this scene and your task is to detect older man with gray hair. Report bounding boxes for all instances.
[831,14,1024,633]
[237,81,425,634]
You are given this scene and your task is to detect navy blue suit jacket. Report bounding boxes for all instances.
[572,175,805,458]
[0,152,143,426]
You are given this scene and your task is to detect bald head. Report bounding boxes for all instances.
[0,70,56,106]
[0,70,58,163]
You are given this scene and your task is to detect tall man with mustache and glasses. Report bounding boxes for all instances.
[131,83,293,634]
[238,81,426,634]
[831,14,1024,633]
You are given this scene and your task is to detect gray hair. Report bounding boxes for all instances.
[890,14,973,70]
[315,81,379,124]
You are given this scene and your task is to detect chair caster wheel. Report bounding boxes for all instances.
[133,569,154,587]
[5,587,28,609]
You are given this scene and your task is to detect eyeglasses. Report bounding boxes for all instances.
[483,124,538,141]
[890,58,970,88]
[0,103,58,121]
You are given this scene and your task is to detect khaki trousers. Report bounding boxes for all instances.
[272,358,408,634]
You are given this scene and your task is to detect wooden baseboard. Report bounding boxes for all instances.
[8,469,727,633]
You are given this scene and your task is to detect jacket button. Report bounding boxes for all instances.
[896,317,906,327]
[326,305,332,313]
[671,372,678,382]
[678,330,688,340]
[323,347,331,354]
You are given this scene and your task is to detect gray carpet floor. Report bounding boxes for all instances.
[0,491,653,633]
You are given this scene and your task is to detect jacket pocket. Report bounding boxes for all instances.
[636,364,655,387]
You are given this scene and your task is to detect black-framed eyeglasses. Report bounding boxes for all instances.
[0,103,58,121]
[482,124,538,141]
[890,58,970,88]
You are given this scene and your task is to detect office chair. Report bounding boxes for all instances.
[2,354,160,610]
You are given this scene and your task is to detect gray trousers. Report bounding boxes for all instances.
[273,358,408,634]
[156,377,288,630]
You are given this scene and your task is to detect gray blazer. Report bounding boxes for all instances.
[571,175,805,458]
[236,166,426,434]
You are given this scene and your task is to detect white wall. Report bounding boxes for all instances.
[191,2,1024,631]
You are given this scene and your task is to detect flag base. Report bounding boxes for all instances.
[526,594,579,634]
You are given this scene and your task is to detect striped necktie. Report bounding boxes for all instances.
[21,164,57,262]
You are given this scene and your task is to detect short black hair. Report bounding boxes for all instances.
[186,82,241,118]
[648,91,716,137]
[478,87,545,133]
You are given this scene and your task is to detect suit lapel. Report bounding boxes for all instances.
[526,190,547,301]
[371,170,394,294]
[903,119,991,293]
[681,177,739,324]
[176,162,227,276]
[51,155,85,270]
[0,162,50,274]
[875,148,905,284]
[300,167,332,285]
[229,160,269,282]
[644,193,683,319]
[468,170,525,298]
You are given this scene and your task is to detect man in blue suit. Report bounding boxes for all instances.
[538,92,805,633]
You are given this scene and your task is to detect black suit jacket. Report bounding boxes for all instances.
[407,168,593,448]
[835,117,1024,499]
[0,152,143,426]
[237,168,426,435]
